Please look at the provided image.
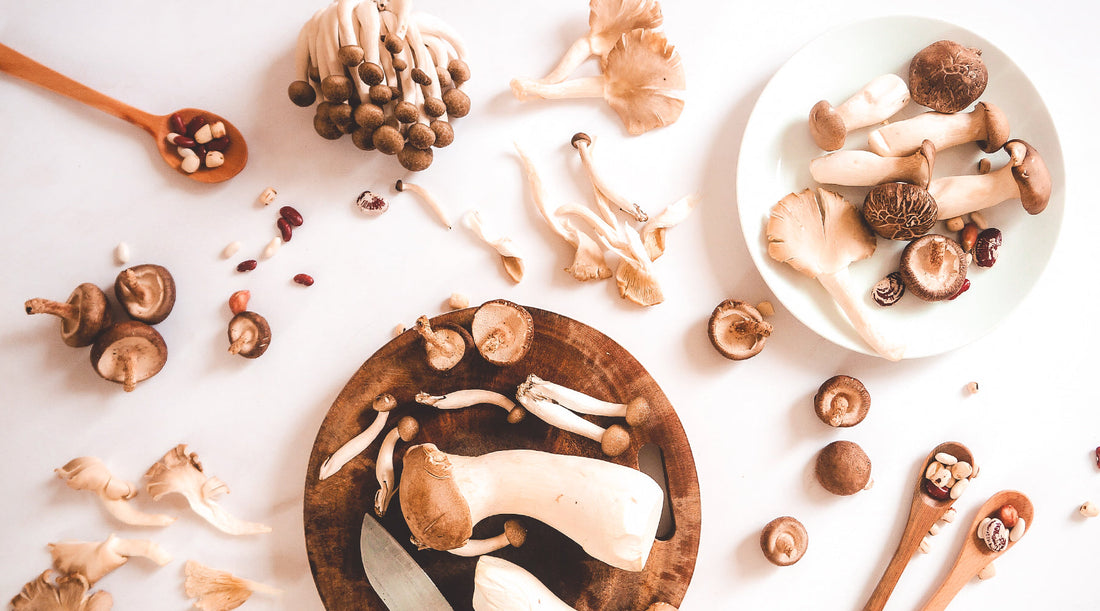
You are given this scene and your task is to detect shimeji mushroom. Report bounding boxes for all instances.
[400,443,663,570]
[414,315,470,372]
[464,210,526,284]
[448,519,527,557]
[114,264,176,324]
[511,29,685,136]
[319,393,398,481]
[516,375,634,456]
[868,102,1009,157]
[144,445,271,536]
[55,456,176,527]
[929,139,1052,220]
[317,4,352,103]
[766,188,905,361]
[90,321,168,391]
[395,179,450,229]
[808,74,911,151]
[49,534,172,585]
[416,389,527,423]
[184,560,281,611]
[471,555,574,610]
[24,283,113,348]
[810,140,937,189]
[11,571,112,611]
[570,132,648,223]
[640,192,701,261]
[374,416,419,517]
[471,300,535,366]
[288,9,322,106]
[227,311,271,359]
[354,0,384,88]
[519,374,649,427]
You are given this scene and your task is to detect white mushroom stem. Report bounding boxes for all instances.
[829,74,911,134]
[641,192,701,260]
[555,202,627,250]
[868,104,1005,157]
[355,0,382,71]
[413,12,468,60]
[809,146,933,187]
[929,145,1025,220]
[317,4,344,85]
[516,376,632,455]
[99,498,177,527]
[336,0,369,100]
[374,427,402,517]
[293,17,315,84]
[817,269,904,361]
[422,34,455,88]
[472,555,575,611]
[49,534,172,586]
[447,519,527,558]
[319,410,390,481]
[396,180,450,229]
[306,8,325,80]
[406,21,446,119]
[464,210,525,283]
[572,134,647,222]
[381,0,411,39]
[510,75,604,102]
[416,389,517,412]
[521,374,648,425]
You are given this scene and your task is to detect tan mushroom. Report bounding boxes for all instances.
[808,74,910,151]
[908,40,988,114]
[571,132,647,223]
[319,393,398,481]
[810,140,936,189]
[868,102,1009,157]
[414,315,470,371]
[861,181,939,240]
[760,516,809,566]
[25,283,113,348]
[184,560,281,611]
[470,300,534,366]
[11,571,112,611]
[815,440,873,496]
[463,210,525,283]
[707,299,772,361]
[375,416,420,517]
[447,519,527,557]
[813,375,870,427]
[640,192,701,261]
[90,321,167,391]
[929,139,1052,220]
[55,456,176,527]
[227,311,271,359]
[114,264,176,324]
[898,235,969,302]
[49,534,171,585]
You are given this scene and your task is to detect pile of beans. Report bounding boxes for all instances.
[167,113,231,174]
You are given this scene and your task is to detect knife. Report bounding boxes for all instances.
[359,513,454,611]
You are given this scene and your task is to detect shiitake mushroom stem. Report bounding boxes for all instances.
[929,239,945,268]
[228,330,255,355]
[118,269,150,303]
[120,351,138,392]
[828,396,850,426]
[414,316,453,356]
[25,298,78,319]
[731,319,772,337]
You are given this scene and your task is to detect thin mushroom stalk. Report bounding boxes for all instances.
[464,210,525,283]
[640,192,701,260]
[571,132,647,222]
[395,179,450,228]
[375,416,419,517]
[532,0,663,85]
[319,393,397,481]
[447,519,527,557]
[55,456,176,527]
[517,376,632,456]
[184,560,281,611]
[416,389,525,423]
[520,374,649,426]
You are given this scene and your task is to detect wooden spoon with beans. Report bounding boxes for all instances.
[0,43,246,183]
[863,441,975,611]
[919,490,1034,611]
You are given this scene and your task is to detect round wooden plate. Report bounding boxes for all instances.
[304,305,701,610]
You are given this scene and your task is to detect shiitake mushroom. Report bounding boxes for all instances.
[114,264,176,324]
[90,321,168,392]
[815,440,872,496]
[25,283,113,348]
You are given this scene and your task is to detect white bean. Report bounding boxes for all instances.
[114,242,130,265]
[934,452,958,466]
[949,477,969,499]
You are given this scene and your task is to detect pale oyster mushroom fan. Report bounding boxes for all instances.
[536,0,664,84]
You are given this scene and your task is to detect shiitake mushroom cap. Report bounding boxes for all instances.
[90,321,168,391]
[707,299,771,360]
[909,40,988,113]
[25,283,113,348]
[114,264,176,325]
[813,375,870,427]
[862,182,938,240]
[899,234,968,301]
[815,440,872,495]
[760,516,809,566]
[470,300,534,366]
[227,311,271,359]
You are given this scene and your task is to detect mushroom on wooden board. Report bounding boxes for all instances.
[374,416,419,517]
[448,519,527,557]
[899,234,969,302]
[318,393,398,481]
[810,140,936,189]
[470,300,534,366]
[90,321,167,392]
[472,555,574,611]
[929,139,1052,220]
[908,40,987,113]
[516,377,633,456]
[760,516,809,566]
[862,182,939,240]
[416,389,526,423]
[24,283,113,348]
[519,374,650,427]
[414,315,470,372]
[227,311,271,359]
[868,102,1009,157]
[707,299,772,360]
[808,74,910,151]
[766,188,904,361]
[114,264,176,324]
[813,375,870,427]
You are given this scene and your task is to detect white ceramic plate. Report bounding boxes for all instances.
[736,15,1064,360]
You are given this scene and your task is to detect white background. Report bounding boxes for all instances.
[1,1,1097,609]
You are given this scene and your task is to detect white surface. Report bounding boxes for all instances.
[0,1,1096,610]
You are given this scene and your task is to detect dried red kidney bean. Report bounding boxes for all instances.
[923,479,951,500]
[974,228,1002,267]
[186,115,208,137]
[1094,446,1100,468]
[236,259,258,272]
[293,273,314,286]
[206,136,230,152]
[168,133,196,148]
[279,206,304,227]
[277,218,294,242]
[948,278,971,300]
[169,113,187,135]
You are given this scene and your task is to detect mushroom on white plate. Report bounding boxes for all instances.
[929,139,1051,220]
[867,102,1009,157]
[809,73,910,151]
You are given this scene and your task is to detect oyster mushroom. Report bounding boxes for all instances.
[862,181,939,240]
[707,299,772,361]
[414,315,470,371]
[808,74,910,151]
[470,299,534,366]
[319,393,398,481]
[760,516,809,566]
[184,560,281,611]
[929,139,1052,220]
[571,132,647,223]
[463,210,525,283]
[813,375,870,427]
[899,235,969,302]
[810,140,936,189]
[114,264,176,324]
[375,416,419,517]
[11,571,112,611]
[90,321,167,392]
[49,534,171,585]
[909,40,988,113]
[640,192,701,261]
[24,283,113,347]
[868,102,1010,157]
[55,456,176,527]
[510,29,685,135]
[815,440,873,496]
[227,311,271,359]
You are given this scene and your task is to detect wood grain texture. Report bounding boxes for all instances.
[304,305,701,611]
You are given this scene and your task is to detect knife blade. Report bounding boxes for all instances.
[359,513,454,611]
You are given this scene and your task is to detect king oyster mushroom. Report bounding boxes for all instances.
[470,300,534,366]
[114,264,176,324]
[808,74,910,151]
[24,283,113,347]
[862,181,939,240]
[90,321,167,392]
[707,299,772,360]
[414,315,471,372]
[760,516,809,566]
[899,234,969,301]
[815,440,873,496]
[908,40,988,113]
[227,311,271,359]
[868,102,1010,157]
[810,140,936,189]
[929,139,1052,220]
[813,375,870,427]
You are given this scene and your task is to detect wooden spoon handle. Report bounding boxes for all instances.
[920,566,973,611]
[863,534,921,611]
[0,43,158,133]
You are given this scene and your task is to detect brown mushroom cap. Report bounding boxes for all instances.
[808,100,846,151]
[975,102,1010,153]
[396,416,420,442]
[90,321,168,392]
[707,299,772,360]
[645,605,678,611]
[813,375,871,427]
[1005,139,1052,215]
[899,235,968,301]
[320,75,352,103]
[406,123,436,150]
[372,125,404,155]
[470,300,534,366]
[862,182,938,240]
[503,519,527,548]
[337,45,364,67]
[400,443,472,550]
[354,103,385,129]
[601,424,631,457]
[227,311,271,359]
[760,516,809,566]
[398,146,433,172]
[430,120,455,148]
[815,440,872,495]
[443,88,470,118]
[25,283,113,348]
[908,40,988,113]
[288,80,317,107]
[373,393,398,413]
[415,316,470,371]
[358,62,385,86]
[114,264,176,324]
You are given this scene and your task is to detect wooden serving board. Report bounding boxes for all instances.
[303,305,701,611]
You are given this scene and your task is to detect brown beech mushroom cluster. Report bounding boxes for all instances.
[707,299,772,360]
[288,0,471,170]
[815,440,873,496]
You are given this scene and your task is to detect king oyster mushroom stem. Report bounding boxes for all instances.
[571,132,647,222]
[641,192,701,260]
[930,139,1052,220]
[184,560,282,610]
[511,29,685,136]
[12,571,112,611]
[375,416,420,517]
[868,102,1010,157]
[464,210,525,283]
[448,519,527,558]
[472,555,576,611]
[514,142,613,281]
[809,73,910,151]
[145,444,271,536]
[521,374,649,427]
[810,140,936,189]
[55,456,176,527]
[319,393,398,481]
[401,443,662,570]
[533,0,663,85]
[516,377,632,456]
[416,389,526,423]
[49,534,172,585]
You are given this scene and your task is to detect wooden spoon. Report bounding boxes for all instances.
[920,490,1033,611]
[863,441,975,611]
[0,43,246,183]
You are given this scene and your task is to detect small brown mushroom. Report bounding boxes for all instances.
[25,283,113,347]
[930,139,1052,219]
[815,440,872,496]
[471,300,534,366]
[227,311,271,359]
[90,321,167,391]
[908,40,988,113]
[808,74,910,151]
[813,375,871,427]
[899,235,968,301]
[114,264,176,324]
[707,299,772,360]
[760,516,809,566]
[862,181,939,240]
[414,315,470,371]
